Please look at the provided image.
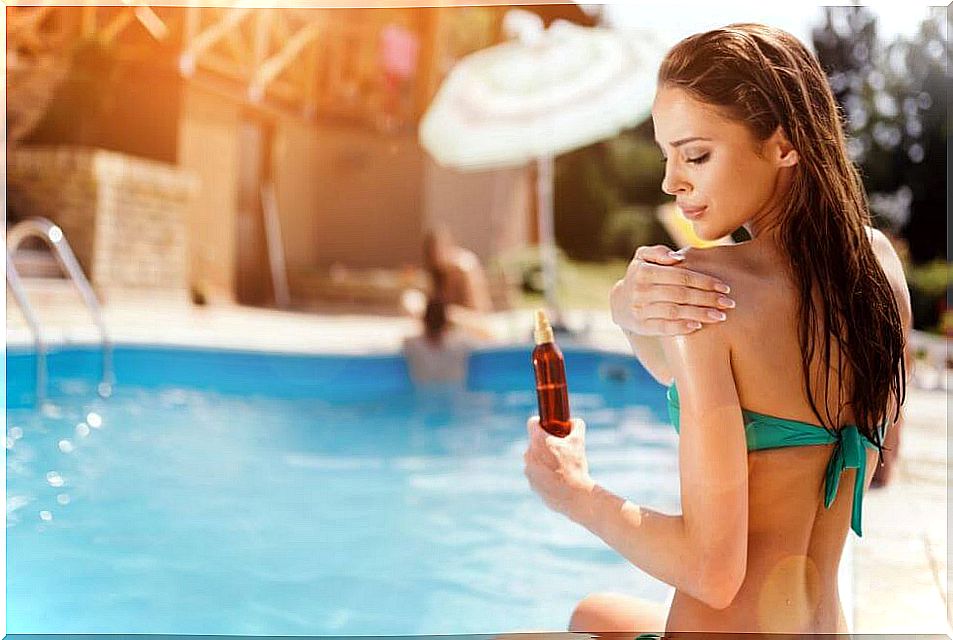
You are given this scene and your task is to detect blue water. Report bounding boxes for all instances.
[6,345,680,634]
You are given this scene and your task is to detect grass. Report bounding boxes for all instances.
[510,258,630,311]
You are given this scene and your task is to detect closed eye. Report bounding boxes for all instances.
[687,153,710,164]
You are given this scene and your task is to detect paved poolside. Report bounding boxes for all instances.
[6,286,951,635]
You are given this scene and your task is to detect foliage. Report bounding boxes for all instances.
[553,119,671,261]
[812,7,949,263]
[908,259,953,297]
[492,247,632,310]
[600,205,672,259]
[504,255,629,310]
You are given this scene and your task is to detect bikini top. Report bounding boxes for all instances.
[666,383,886,537]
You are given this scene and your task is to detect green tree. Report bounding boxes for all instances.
[812,6,949,263]
[553,119,670,261]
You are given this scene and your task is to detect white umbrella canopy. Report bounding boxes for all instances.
[420,12,666,171]
[419,11,667,322]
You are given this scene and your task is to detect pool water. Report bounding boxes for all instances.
[6,346,679,634]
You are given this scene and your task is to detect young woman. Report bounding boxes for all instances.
[523,23,911,635]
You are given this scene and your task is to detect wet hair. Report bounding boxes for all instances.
[423,297,449,347]
[658,23,906,462]
[424,267,450,346]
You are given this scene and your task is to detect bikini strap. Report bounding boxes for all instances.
[822,424,870,537]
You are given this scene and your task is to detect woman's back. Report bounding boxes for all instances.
[665,228,908,634]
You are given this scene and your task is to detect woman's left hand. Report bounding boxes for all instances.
[523,416,595,522]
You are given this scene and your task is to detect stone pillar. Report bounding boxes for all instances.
[8,146,197,302]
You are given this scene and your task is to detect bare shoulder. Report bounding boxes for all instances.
[673,243,777,349]
[865,226,912,330]
[663,245,743,350]
[675,244,746,283]
[866,226,905,279]
[676,244,761,307]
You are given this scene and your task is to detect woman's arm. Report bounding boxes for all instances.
[619,329,675,386]
[527,247,747,608]
[553,319,749,609]
[661,321,749,605]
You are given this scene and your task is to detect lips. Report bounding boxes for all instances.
[678,205,707,220]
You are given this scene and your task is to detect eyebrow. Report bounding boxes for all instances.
[655,136,712,149]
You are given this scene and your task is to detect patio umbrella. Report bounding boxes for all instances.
[419,10,666,321]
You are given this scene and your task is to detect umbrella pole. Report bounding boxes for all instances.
[536,154,559,323]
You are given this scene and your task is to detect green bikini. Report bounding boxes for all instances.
[629,386,885,640]
[667,383,885,538]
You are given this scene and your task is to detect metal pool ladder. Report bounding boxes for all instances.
[6,217,114,403]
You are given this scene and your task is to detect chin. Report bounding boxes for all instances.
[694,225,727,243]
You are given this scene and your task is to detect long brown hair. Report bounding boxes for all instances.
[658,24,906,462]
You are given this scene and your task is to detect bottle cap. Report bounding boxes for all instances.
[534,309,554,344]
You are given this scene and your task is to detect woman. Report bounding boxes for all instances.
[402,269,474,384]
[523,23,911,635]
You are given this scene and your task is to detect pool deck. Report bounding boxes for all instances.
[7,286,951,635]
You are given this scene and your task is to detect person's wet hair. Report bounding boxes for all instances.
[423,296,449,347]
[658,23,906,460]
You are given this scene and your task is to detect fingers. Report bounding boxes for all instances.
[637,301,729,325]
[638,284,735,310]
[525,416,558,467]
[633,244,687,266]
[634,261,731,293]
[641,318,705,335]
[567,417,586,442]
[526,415,539,438]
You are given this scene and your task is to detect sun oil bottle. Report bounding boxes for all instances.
[532,309,572,437]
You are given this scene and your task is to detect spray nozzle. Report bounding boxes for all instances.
[534,309,555,344]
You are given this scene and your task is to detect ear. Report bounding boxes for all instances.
[769,125,799,168]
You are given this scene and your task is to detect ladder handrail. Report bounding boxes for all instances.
[6,217,114,401]
[6,252,48,403]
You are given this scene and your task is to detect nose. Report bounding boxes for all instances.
[661,159,690,196]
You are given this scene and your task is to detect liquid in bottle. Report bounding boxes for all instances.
[532,309,571,437]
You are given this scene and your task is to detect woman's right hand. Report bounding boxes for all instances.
[610,245,736,337]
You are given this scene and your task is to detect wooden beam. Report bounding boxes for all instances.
[270,9,291,47]
[249,8,272,92]
[7,6,54,53]
[249,19,322,99]
[100,7,135,45]
[179,6,251,76]
[132,5,169,41]
[224,24,249,72]
[195,51,250,83]
[183,5,200,47]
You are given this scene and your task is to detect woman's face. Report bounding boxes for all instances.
[651,85,794,241]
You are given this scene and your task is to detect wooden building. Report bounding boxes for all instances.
[7,3,595,308]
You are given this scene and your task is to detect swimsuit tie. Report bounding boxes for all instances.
[823,424,867,537]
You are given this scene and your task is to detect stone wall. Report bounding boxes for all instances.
[8,146,197,300]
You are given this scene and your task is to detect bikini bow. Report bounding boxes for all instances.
[823,424,868,537]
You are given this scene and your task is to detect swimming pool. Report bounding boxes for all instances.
[6,344,679,634]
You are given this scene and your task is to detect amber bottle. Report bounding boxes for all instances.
[531,309,572,437]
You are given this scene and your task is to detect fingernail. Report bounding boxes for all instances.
[718,296,736,308]
[668,251,685,260]
[688,321,702,330]
[708,310,727,321]
[716,284,731,294]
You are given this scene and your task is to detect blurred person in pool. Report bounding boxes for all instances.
[422,225,493,314]
[523,23,910,636]
[403,268,485,385]
[403,230,497,344]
